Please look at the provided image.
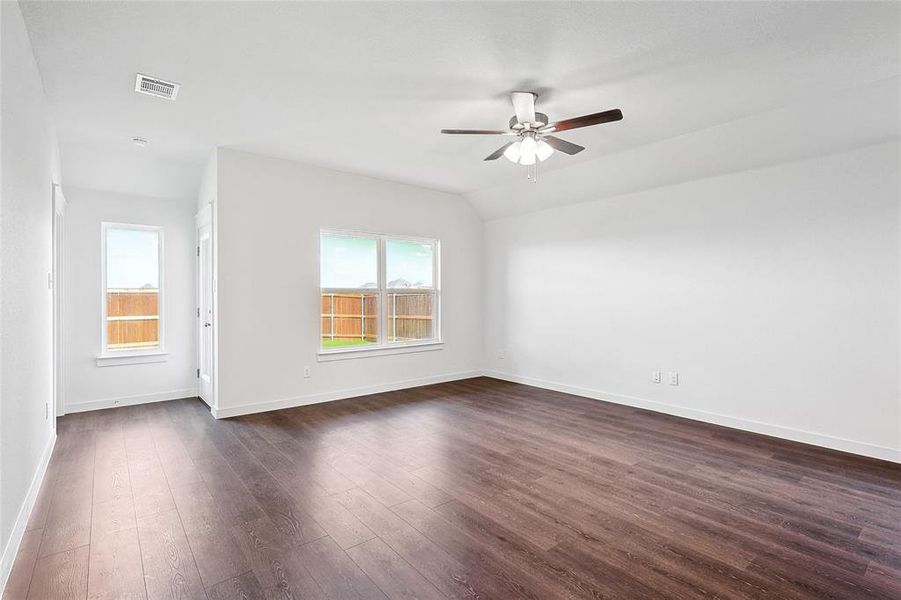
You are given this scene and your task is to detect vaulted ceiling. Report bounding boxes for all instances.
[19,1,901,217]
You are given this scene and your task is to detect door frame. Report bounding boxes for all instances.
[52,184,67,418]
[195,203,217,411]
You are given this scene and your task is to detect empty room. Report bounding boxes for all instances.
[1,1,899,598]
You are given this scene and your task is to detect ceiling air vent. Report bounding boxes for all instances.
[134,73,180,101]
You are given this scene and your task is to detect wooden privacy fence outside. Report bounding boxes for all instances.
[107,289,159,348]
[321,292,434,342]
[108,290,434,349]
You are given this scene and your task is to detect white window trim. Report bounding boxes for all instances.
[318,229,441,357]
[96,351,169,367]
[99,222,166,363]
[317,341,443,362]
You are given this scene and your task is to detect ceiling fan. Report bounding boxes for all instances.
[441,92,623,181]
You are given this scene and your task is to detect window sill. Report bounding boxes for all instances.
[317,341,443,362]
[96,351,168,367]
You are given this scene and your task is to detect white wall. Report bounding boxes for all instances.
[60,142,202,203]
[0,0,60,586]
[63,187,197,412]
[483,142,901,462]
[197,148,217,214]
[214,149,482,416]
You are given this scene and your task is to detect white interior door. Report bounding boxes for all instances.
[197,222,214,404]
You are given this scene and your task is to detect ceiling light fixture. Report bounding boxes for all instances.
[536,140,554,162]
[503,132,554,167]
[503,140,522,163]
[519,135,537,166]
[132,137,148,147]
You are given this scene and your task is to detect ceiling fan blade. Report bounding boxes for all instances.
[542,108,623,133]
[511,91,536,124]
[543,136,585,155]
[484,141,516,161]
[441,129,513,135]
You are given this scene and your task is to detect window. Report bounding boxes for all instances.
[102,223,163,355]
[320,230,439,352]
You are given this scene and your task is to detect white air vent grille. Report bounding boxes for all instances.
[134,74,180,100]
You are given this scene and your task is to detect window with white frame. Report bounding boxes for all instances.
[320,230,439,351]
[102,223,163,354]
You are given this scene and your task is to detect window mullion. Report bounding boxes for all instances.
[378,236,387,347]
[433,240,440,342]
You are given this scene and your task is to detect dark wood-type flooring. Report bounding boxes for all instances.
[4,377,900,599]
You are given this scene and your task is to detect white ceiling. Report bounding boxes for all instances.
[19,1,901,215]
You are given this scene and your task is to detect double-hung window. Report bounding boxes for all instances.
[101,223,163,356]
[320,230,439,353]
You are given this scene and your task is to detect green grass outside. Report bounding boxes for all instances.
[321,338,375,348]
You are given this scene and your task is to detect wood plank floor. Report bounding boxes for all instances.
[5,377,900,599]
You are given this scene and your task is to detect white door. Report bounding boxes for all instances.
[197,222,214,404]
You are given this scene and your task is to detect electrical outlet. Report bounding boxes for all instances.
[303,365,311,379]
[652,370,661,383]
[669,371,679,386]
[498,350,505,360]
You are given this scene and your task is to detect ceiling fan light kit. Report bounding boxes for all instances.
[441,91,623,182]
[519,135,538,165]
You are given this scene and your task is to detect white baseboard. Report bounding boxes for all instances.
[64,387,197,414]
[212,370,482,419]
[0,431,56,594]
[483,370,901,464]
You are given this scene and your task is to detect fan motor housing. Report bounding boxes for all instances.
[510,112,548,130]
